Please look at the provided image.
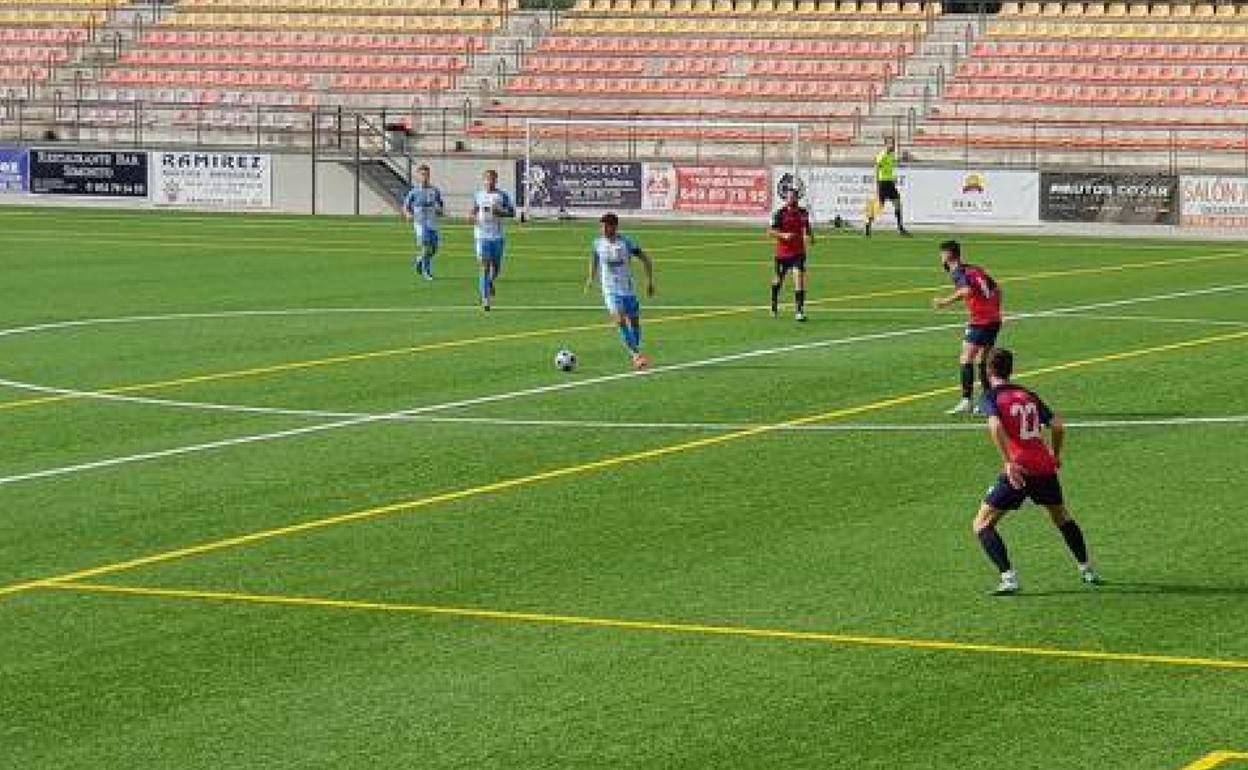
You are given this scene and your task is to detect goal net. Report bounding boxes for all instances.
[518,117,802,222]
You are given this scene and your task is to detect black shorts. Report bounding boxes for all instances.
[964,322,1002,347]
[985,472,1064,512]
[775,255,807,276]
[877,180,901,203]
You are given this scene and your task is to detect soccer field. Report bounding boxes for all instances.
[2,206,1246,770]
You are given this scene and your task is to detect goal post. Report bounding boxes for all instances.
[519,117,802,222]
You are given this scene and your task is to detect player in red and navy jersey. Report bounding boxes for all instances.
[768,189,815,322]
[973,348,1100,595]
[931,240,1003,415]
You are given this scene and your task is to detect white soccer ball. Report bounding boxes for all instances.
[554,349,577,372]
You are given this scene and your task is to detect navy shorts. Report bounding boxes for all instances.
[877,181,901,203]
[985,472,1064,512]
[775,255,807,276]
[964,322,1002,347]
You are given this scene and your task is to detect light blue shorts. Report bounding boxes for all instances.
[413,225,439,251]
[603,293,641,317]
[476,238,505,266]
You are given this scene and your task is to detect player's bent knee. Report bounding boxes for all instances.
[973,507,1001,532]
[1045,505,1071,526]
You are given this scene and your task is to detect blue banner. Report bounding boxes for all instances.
[0,148,28,193]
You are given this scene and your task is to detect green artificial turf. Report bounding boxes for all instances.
[1,206,1246,770]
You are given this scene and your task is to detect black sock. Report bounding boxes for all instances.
[895,206,905,230]
[960,363,974,399]
[795,289,806,312]
[977,527,1012,573]
[770,282,781,308]
[1059,520,1089,564]
[977,361,991,395]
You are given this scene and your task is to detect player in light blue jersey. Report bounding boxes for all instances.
[402,164,445,281]
[586,213,655,370]
[469,168,515,311]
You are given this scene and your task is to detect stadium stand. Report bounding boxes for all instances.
[2,0,1245,168]
[469,1,941,153]
[0,3,104,96]
[917,2,1248,160]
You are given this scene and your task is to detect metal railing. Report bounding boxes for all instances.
[0,97,474,155]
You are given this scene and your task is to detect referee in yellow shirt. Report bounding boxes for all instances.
[865,136,911,237]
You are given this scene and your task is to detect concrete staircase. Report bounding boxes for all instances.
[40,1,165,101]
[455,10,552,107]
[858,14,979,145]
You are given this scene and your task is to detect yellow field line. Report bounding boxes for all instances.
[39,582,1248,672]
[2,327,1245,600]
[1,249,1243,416]
[1178,751,1248,770]
[0,305,742,412]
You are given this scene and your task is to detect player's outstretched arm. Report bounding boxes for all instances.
[496,194,516,218]
[1049,415,1066,467]
[584,252,598,293]
[638,250,656,296]
[932,287,969,309]
[988,416,1025,489]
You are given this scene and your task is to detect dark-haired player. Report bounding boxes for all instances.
[932,240,1002,415]
[469,168,515,311]
[973,348,1100,595]
[586,213,655,371]
[402,164,444,280]
[768,188,815,322]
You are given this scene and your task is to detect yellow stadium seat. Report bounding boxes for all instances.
[859,0,879,11]
[1238,4,1248,17]
[999,1,1019,13]
[753,0,775,10]
[817,1,839,13]
[692,0,714,12]
[713,0,734,12]
[1171,3,1191,17]
[900,1,922,14]
[798,0,819,12]
[1063,3,1084,16]
[1083,2,1104,15]
[1192,3,1213,16]
[1127,3,1147,17]
[1150,3,1170,17]
[1019,2,1040,14]
[775,0,795,10]
[671,0,692,11]
[1040,2,1060,15]
[1104,1,1125,16]
[880,0,901,12]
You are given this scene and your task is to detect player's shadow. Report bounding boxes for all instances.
[1020,581,1248,598]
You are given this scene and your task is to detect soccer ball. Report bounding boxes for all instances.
[554,349,577,372]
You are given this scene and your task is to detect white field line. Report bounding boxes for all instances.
[0,283,1245,488]
[1,209,1236,248]
[0,305,943,341]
